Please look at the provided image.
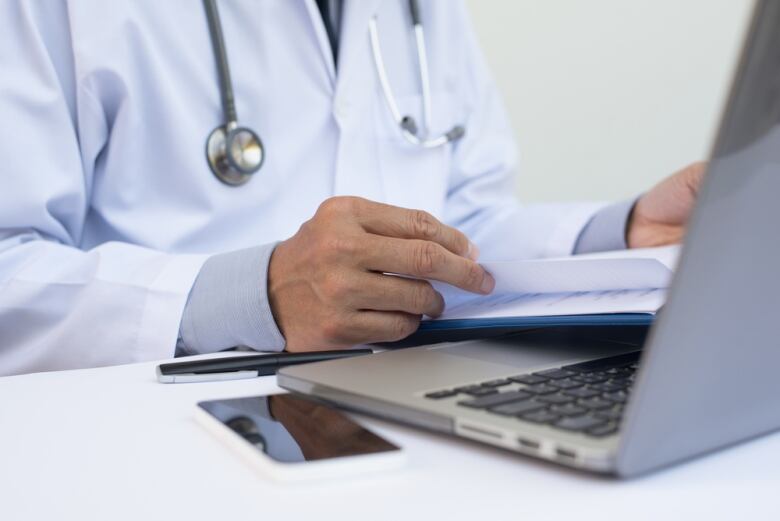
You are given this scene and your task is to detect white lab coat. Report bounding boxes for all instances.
[0,0,604,375]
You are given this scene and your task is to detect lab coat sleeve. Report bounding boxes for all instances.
[441,1,609,261]
[0,2,207,375]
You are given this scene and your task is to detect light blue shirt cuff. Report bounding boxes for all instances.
[178,243,286,355]
[573,199,637,254]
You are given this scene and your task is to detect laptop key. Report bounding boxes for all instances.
[538,393,573,405]
[595,407,624,421]
[464,387,499,397]
[550,403,588,416]
[588,423,619,437]
[563,351,641,373]
[578,397,613,410]
[573,373,609,384]
[481,378,513,388]
[425,389,458,399]
[523,383,559,395]
[520,410,560,424]
[508,374,549,385]
[490,399,546,416]
[563,387,600,399]
[549,378,583,390]
[454,384,482,393]
[590,381,627,392]
[533,368,576,380]
[603,390,629,403]
[458,390,532,409]
[555,414,605,432]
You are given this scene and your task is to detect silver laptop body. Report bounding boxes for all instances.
[279,0,780,477]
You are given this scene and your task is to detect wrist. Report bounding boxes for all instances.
[627,205,683,248]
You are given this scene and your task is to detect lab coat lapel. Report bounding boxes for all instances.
[303,0,337,86]
[335,0,384,98]
[329,0,386,201]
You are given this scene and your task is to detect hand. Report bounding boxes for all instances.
[627,162,706,248]
[268,196,494,351]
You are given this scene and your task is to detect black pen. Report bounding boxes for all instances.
[156,349,374,383]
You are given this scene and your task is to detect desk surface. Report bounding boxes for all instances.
[2,354,778,520]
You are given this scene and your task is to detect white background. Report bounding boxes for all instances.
[465,0,755,202]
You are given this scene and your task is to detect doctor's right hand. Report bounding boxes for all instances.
[268,197,495,351]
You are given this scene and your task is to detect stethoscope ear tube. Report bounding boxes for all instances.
[368,10,465,150]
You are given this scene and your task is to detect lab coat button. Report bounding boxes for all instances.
[333,97,351,120]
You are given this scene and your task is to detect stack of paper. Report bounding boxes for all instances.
[423,246,680,329]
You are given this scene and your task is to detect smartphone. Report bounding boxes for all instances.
[195,394,404,481]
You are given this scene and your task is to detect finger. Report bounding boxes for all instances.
[360,235,495,295]
[348,272,445,317]
[335,310,421,345]
[350,200,478,260]
[683,161,707,195]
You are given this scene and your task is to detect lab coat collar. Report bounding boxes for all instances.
[303,0,384,90]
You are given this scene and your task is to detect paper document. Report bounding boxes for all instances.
[429,245,680,322]
[482,245,679,295]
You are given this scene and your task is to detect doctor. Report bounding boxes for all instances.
[0,0,702,375]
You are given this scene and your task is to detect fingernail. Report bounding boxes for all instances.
[467,241,480,261]
[480,271,495,294]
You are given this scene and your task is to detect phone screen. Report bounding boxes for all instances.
[198,394,400,463]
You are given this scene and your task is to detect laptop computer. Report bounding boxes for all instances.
[278,0,780,477]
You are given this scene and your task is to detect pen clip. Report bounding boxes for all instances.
[156,367,258,384]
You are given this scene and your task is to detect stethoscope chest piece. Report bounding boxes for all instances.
[205,123,264,186]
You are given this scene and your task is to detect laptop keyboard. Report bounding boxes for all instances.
[424,351,640,438]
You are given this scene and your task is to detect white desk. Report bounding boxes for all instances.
[2,355,778,521]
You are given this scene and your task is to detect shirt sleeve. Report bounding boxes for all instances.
[178,244,286,354]
[573,199,637,254]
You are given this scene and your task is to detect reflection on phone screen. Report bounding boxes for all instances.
[199,395,399,463]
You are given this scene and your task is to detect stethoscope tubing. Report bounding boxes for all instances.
[368,3,465,149]
[203,0,465,185]
[203,0,238,126]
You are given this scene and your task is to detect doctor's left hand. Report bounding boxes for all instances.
[267,197,495,351]
[628,162,706,248]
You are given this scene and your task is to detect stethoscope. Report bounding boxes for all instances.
[203,0,465,186]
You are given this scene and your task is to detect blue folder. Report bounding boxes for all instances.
[383,313,655,348]
[419,313,654,331]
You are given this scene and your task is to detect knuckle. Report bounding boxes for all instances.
[387,314,419,341]
[320,317,349,345]
[409,210,439,240]
[452,231,470,255]
[409,282,435,312]
[463,260,484,288]
[324,235,359,256]
[317,196,363,218]
[413,241,445,276]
